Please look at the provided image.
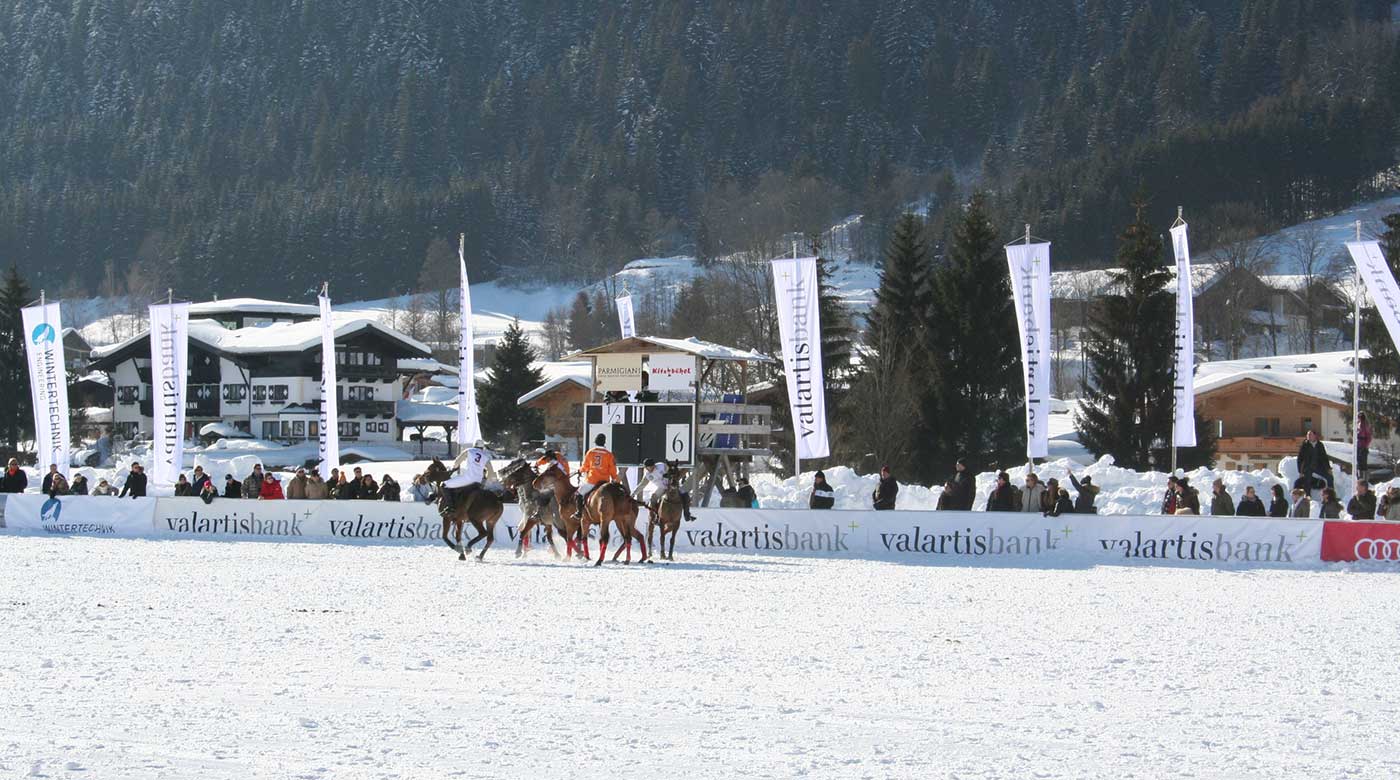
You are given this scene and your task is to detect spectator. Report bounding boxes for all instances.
[199,480,218,504]
[936,480,956,510]
[872,465,898,510]
[222,474,241,498]
[45,471,69,498]
[173,474,194,497]
[190,465,211,494]
[1068,473,1099,514]
[809,471,835,509]
[1041,478,1061,514]
[1,457,27,493]
[736,476,756,508]
[1289,488,1312,518]
[1161,476,1179,515]
[1209,479,1235,516]
[259,472,284,500]
[345,467,364,499]
[408,474,433,503]
[242,464,264,499]
[1295,430,1333,494]
[326,468,341,498]
[1268,484,1289,518]
[1044,486,1074,517]
[358,474,379,500]
[379,474,401,501]
[335,473,355,500]
[1356,412,1372,480]
[305,470,329,499]
[1319,487,1343,519]
[119,463,147,498]
[1236,486,1266,516]
[285,468,309,499]
[1380,486,1400,521]
[1347,480,1377,520]
[1173,478,1200,515]
[90,478,115,496]
[946,458,975,510]
[1020,473,1046,512]
[68,474,89,495]
[40,464,62,495]
[986,472,1018,511]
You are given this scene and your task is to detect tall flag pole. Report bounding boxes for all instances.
[317,283,340,480]
[1169,208,1196,470]
[771,253,829,479]
[615,287,636,338]
[1348,220,1376,465]
[21,290,71,477]
[1005,226,1052,469]
[457,233,481,448]
[148,290,190,487]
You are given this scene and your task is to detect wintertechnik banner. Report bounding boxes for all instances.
[1347,240,1400,357]
[1005,243,1052,459]
[148,302,190,487]
[317,293,340,480]
[771,256,829,459]
[616,294,636,338]
[21,302,70,477]
[1170,224,1197,448]
[457,240,481,445]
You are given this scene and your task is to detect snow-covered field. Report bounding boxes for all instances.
[2,537,1397,778]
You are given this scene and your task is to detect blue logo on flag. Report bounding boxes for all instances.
[31,323,56,345]
[40,497,62,524]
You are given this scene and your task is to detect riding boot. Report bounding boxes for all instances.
[574,493,586,520]
[681,492,695,522]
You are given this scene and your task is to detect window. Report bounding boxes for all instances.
[308,421,318,438]
[114,422,139,440]
[1254,417,1280,435]
[347,385,374,402]
[293,421,305,438]
[1302,417,1314,433]
[338,422,360,438]
[117,386,139,405]
[367,352,382,366]
[252,385,267,404]
[269,385,289,402]
[223,384,247,402]
[261,422,280,439]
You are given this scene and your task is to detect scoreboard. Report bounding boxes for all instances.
[583,403,696,467]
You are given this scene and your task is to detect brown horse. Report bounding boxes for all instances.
[584,482,648,566]
[439,460,530,562]
[646,485,684,561]
[530,462,589,560]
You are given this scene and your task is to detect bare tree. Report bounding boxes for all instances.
[417,238,458,352]
[1290,222,1344,353]
[838,331,918,473]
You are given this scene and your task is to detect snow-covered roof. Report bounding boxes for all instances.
[1194,350,1358,405]
[398,357,458,375]
[187,298,319,318]
[517,361,592,406]
[91,317,431,362]
[397,399,459,425]
[562,336,774,363]
[72,371,110,386]
[1258,274,1355,300]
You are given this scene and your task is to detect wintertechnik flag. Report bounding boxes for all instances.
[1348,240,1400,357]
[771,256,829,460]
[1005,243,1052,459]
[22,302,71,477]
[457,240,481,445]
[1170,223,1197,448]
[616,294,636,338]
[148,302,190,486]
[317,292,340,480]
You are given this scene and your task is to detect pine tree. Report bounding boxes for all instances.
[865,212,929,368]
[916,192,1022,481]
[815,254,854,388]
[477,320,545,452]
[1076,201,1214,469]
[0,266,32,451]
[1355,212,1400,434]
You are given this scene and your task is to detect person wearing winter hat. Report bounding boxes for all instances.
[944,457,975,511]
[1068,472,1099,514]
[809,471,835,509]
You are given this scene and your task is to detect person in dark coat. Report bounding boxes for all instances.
[222,474,241,498]
[68,474,88,495]
[872,465,898,510]
[119,463,147,498]
[946,458,975,510]
[936,480,956,510]
[1236,486,1266,516]
[2,458,28,493]
[736,477,757,508]
[809,471,835,509]
[986,472,1018,511]
[1173,477,1200,515]
[1209,479,1235,516]
[1347,480,1377,520]
[44,472,69,498]
[1044,487,1074,517]
[326,468,341,499]
[190,466,211,494]
[1268,484,1289,518]
[1161,476,1179,515]
[1068,473,1099,514]
[40,464,62,495]
[358,474,379,500]
[1320,487,1343,519]
[345,467,364,499]
[173,474,194,497]
[242,464,265,499]
[199,480,219,504]
[378,475,401,501]
[1295,430,1333,493]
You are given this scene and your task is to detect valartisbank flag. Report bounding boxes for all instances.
[1005,243,1052,459]
[148,302,190,487]
[1347,240,1400,357]
[770,256,829,460]
[1170,223,1197,448]
[317,292,340,480]
[21,302,70,477]
[457,239,481,445]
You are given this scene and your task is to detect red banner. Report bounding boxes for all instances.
[1320,521,1400,562]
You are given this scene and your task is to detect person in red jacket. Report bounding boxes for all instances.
[258,472,285,500]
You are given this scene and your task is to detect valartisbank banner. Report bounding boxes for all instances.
[1320,520,1400,563]
[0,497,1328,568]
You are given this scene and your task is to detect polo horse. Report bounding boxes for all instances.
[531,461,590,560]
[584,481,648,566]
[437,458,529,562]
[646,484,685,561]
[511,463,572,559]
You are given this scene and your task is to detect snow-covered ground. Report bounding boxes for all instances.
[1,537,1397,778]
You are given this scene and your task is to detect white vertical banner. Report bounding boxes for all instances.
[457,238,481,446]
[1005,243,1052,459]
[771,256,829,460]
[21,302,71,477]
[1170,224,1197,448]
[148,302,190,486]
[616,294,636,338]
[1348,241,1400,352]
[317,292,340,480]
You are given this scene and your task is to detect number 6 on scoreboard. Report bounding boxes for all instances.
[665,423,691,462]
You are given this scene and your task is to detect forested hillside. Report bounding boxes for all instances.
[0,0,1396,299]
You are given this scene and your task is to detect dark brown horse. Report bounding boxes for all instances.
[646,485,684,561]
[584,482,648,566]
[531,462,588,560]
[438,459,530,562]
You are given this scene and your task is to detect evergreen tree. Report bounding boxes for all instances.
[1076,201,1214,469]
[865,212,930,368]
[1355,211,1400,434]
[477,321,545,451]
[815,254,854,388]
[916,192,1022,481]
[0,266,32,452]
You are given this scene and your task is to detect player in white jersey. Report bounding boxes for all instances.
[440,440,498,518]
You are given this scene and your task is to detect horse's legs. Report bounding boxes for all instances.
[476,518,497,561]
[668,523,678,560]
[594,516,609,567]
[456,521,466,561]
[515,516,535,558]
[441,516,458,554]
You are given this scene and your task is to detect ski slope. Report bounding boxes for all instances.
[2,536,1397,778]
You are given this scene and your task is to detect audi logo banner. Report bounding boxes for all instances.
[1321,521,1400,563]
